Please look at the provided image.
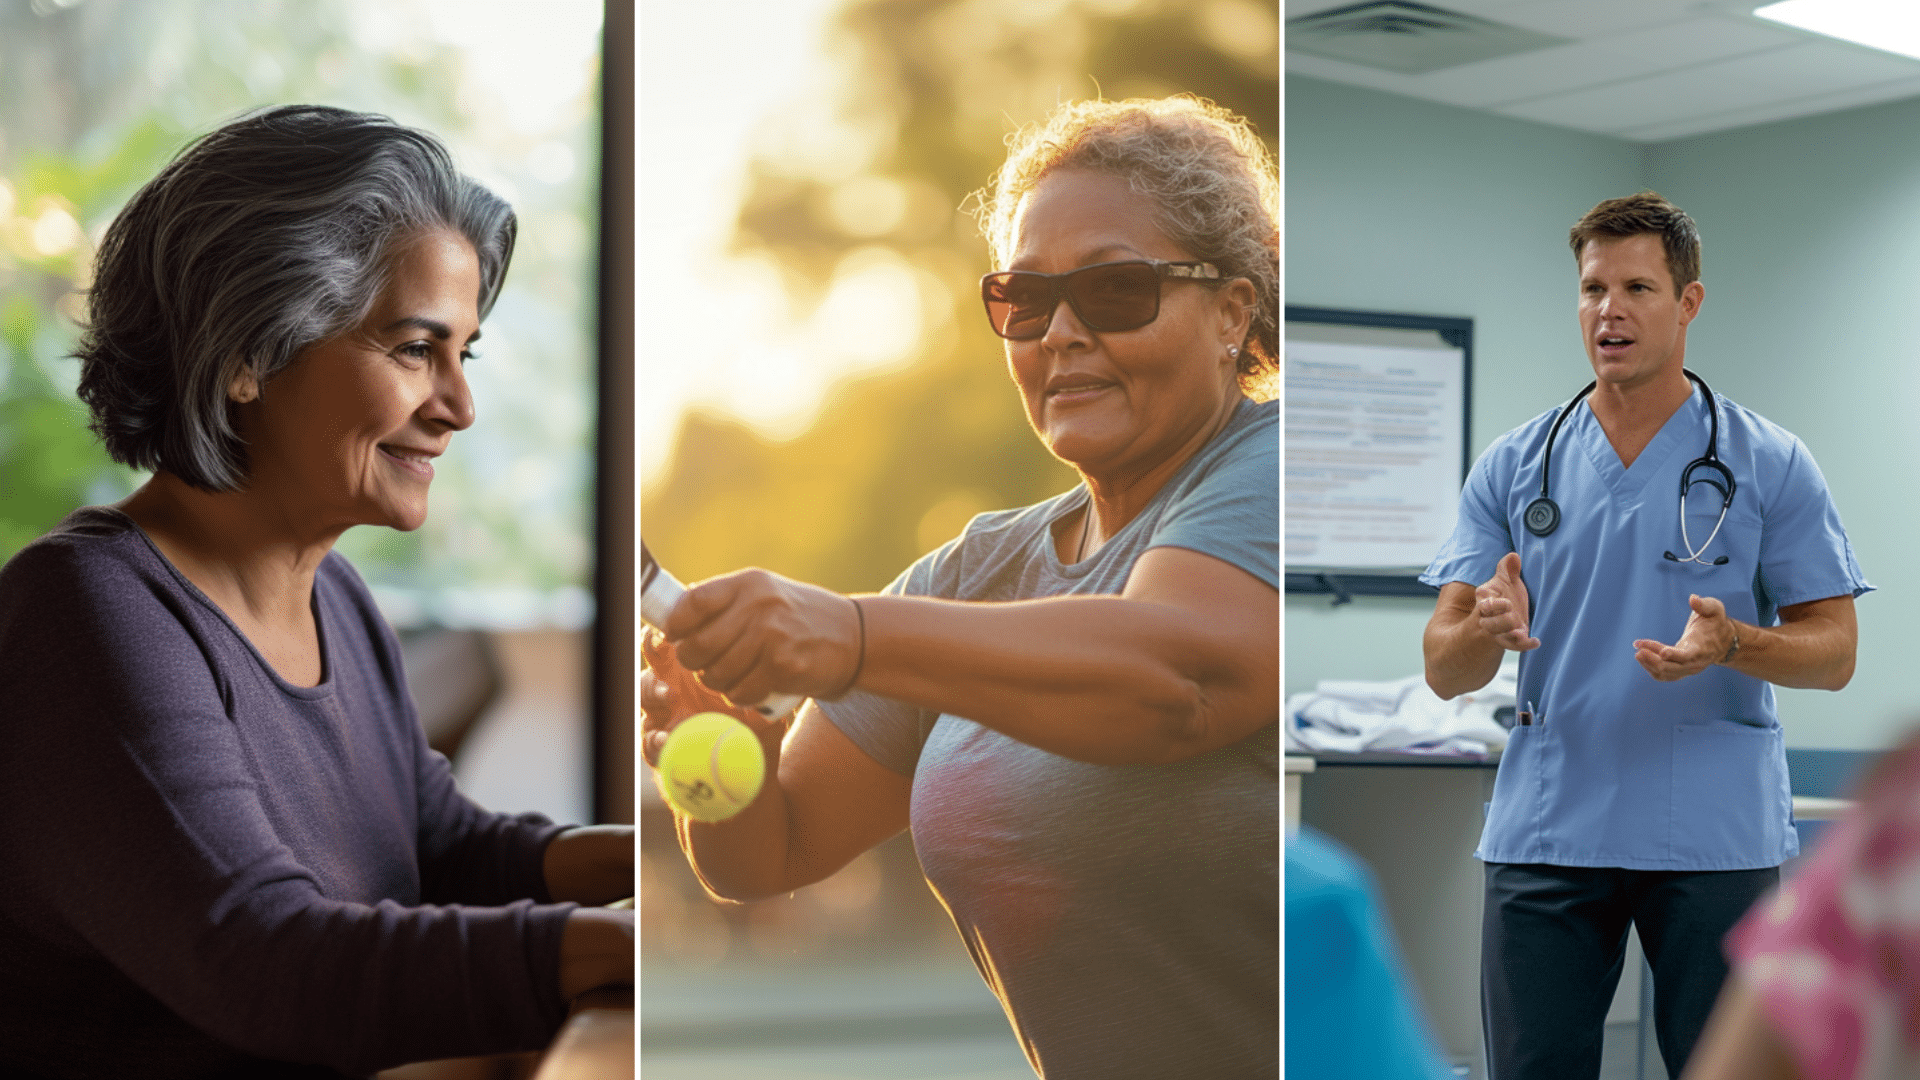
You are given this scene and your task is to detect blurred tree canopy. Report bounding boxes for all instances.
[0,0,602,625]
[641,0,1277,593]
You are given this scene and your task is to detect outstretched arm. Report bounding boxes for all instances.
[1632,594,1856,690]
[664,546,1278,767]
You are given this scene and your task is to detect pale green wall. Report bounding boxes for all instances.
[1286,74,1918,749]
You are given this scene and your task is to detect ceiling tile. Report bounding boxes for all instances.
[1286,1,1920,141]
[1286,50,1448,99]
[1491,41,1920,135]
[1410,17,1800,108]
[1615,74,1920,140]
[1466,0,1727,37]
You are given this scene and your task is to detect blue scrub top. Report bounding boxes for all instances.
[1423,381,1870,871]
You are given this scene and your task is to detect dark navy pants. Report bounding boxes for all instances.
[1481,862,1778,1080]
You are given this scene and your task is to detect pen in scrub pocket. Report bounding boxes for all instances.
[1519,700,1535,727]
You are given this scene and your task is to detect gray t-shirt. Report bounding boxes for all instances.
[819,397,1278,1079]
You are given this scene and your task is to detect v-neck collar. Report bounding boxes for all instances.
[1573,383,1706,501]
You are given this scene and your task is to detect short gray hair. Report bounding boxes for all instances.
[976,96,1278,396]
[75,104,516,491]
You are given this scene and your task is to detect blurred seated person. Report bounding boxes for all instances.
[1687,732,1920,1080]
[1288,827,1457,1080]
[0,106,631,1079]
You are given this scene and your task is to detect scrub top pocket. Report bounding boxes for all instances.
[1477,722,1553,863]
[1669,720,1792,867]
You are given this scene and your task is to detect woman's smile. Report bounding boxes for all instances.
[376,442,440,480]
[1044,374,1118,408]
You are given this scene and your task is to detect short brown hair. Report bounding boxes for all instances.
[1568,192,1700,296]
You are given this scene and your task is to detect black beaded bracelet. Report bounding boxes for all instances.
[839,596,867,697]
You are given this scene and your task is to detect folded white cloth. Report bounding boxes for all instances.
[1285,660,1517,756]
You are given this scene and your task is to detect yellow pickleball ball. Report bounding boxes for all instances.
[657,711,766,822]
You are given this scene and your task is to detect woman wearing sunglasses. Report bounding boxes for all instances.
[643,95,1277,1078]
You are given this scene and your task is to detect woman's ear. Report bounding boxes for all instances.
[1219,277,1258,352]
[228,365,260,405]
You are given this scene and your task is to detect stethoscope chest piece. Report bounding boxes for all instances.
[1524,497,1561,537]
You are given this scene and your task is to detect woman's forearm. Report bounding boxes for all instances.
[557,908,634,999]
[671,708,910,902]
[855,592,1270,765]
[542,825,635,905]
[674,774,798,902]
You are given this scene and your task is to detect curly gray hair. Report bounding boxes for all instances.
[976,95,1278,395]
[76,104,516,492]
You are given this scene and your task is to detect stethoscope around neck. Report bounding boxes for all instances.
[1523,368,1736,565]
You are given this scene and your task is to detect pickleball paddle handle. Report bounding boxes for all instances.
[640,546,804,721]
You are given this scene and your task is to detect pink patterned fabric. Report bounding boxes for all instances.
[1728,747,1920,1080]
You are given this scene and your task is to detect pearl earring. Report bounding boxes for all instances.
[1227,345,1239,359]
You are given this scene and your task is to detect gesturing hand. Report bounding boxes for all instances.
[1475,552,1540,652]
[1633,594,1737,682]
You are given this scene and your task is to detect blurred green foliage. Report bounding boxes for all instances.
[642,0,1278,592]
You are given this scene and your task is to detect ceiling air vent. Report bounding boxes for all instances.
[1287,1,1571,75]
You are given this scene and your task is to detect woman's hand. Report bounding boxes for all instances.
[661,568,862,709]
[557,907,633,999]
[641,634,788,771]
[643,633,914,903]
[541,825,634,906]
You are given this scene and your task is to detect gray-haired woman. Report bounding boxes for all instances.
[0,106,630,1078]
[643,95,1278,1079]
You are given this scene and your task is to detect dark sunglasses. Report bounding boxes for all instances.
[980,259,1221,341]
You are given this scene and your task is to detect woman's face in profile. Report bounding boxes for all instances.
[238,228,481,534]
[1002,168,1244,479]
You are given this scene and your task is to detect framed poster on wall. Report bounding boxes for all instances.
[1285,306,1472,602]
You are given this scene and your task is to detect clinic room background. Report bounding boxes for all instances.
[1286,72,1920,752]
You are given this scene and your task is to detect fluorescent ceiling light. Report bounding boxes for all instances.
[1755,1,1920,61]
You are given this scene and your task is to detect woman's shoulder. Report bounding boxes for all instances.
[1211,397,1278,460]
[0,508,221,699]
[1167,397,1278,492]
[1154,397,1279,508]
[0,506,159,607]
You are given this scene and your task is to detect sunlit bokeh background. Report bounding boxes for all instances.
[640,0,1279,593]
[0,0,605,825]
[637,1,1276,1075]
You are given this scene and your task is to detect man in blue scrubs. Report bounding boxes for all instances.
[1420,192,1870,1080]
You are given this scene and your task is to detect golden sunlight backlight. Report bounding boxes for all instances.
[638,0,934,486]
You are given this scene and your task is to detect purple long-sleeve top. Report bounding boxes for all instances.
[0,508,577,1078]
